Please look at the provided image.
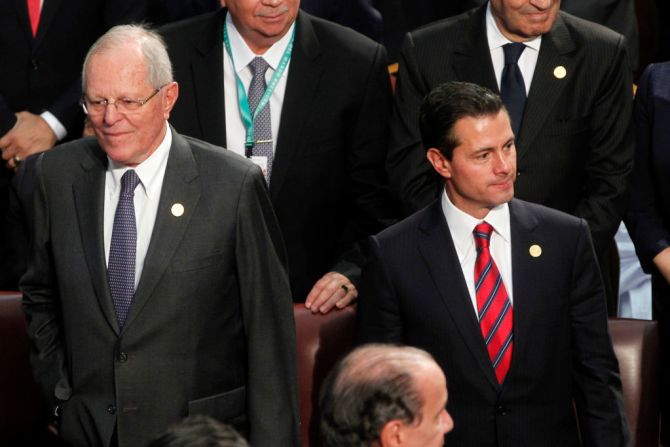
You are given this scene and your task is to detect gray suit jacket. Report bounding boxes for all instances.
[386,5,634,257]
[20,129,300,447]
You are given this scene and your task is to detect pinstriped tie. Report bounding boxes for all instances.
[473,222,513,384]
[108,169,140,328]
[248,57,274,182]
[501,43,526,137]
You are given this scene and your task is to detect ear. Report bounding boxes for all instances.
[162,81,179,119]
[426,148,452,179]
[379,420,405,447]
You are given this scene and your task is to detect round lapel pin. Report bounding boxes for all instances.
[553,66,567,79]
[171,203,184,217]
[529,244,542,258]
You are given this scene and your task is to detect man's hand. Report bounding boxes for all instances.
[0,111,57,169]
[653,247,670,284]
[305,271,357,314]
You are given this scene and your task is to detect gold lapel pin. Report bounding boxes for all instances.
[553,66,567,79]
[171,203,185,217]
[529,244,542,258]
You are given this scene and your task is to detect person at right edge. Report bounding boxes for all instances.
[625,61,670,447]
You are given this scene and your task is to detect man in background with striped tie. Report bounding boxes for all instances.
[357,81,628,446]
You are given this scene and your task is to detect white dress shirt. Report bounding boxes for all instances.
[486,2,541,95]
[441,190,514,313]
[223,13,294,156]
[104,123,172,288]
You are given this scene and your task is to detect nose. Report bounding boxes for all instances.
[441,409,454,434]
[102,102,123,125]
[529,0,553,10]
[494,150,513,174]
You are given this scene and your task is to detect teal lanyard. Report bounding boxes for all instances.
[223,20,295,150]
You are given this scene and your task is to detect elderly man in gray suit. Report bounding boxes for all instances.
[20,25,299,447]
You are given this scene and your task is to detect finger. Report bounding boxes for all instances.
[305,276,330,309]
[315,282,350,314]
[336,287,357,309]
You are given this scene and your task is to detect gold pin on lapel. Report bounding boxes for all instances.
[529,244,542,258]
[171,203,185,217]
[553,66,567,79]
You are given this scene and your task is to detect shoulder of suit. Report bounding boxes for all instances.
[510,198,583,229]
[556,11,625,47]
[410,7,479,43]
[181,134,256,173]
[299,11,383,58]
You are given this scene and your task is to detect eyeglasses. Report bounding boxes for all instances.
[80,85,166,115]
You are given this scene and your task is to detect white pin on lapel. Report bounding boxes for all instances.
[529,244,542,258]
[171,203,184,217]
[553,66,567,79]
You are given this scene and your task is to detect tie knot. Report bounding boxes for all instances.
[248,57,270,77]
[120,169,140,195]
[503,43,526,65]
[473,222,494,249]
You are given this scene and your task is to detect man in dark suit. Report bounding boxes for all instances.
[358,82,628,446]
[21,25,299,447]
[159,0,392,312]
[625,61,670,445]
[0,0,150,289]
[386,0,634,304]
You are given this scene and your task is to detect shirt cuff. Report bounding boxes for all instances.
[40,111,67,141]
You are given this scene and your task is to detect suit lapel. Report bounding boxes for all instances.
[453,6,499,93]
[517,13,575,159]
[270,12,323,201]
[72,142,119,333]
[12,0,34,45]
[507,199,541,383]
[417,201,500,390]
[33,0,62,48]
[192,11,227,147]
[123,130,201,330]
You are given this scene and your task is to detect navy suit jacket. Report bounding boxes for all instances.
[626,62,670,274]
[357,198,629,446]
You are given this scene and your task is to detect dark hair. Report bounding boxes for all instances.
[147,415,249,447]
[419,81,506,159]
[319,345,432,447]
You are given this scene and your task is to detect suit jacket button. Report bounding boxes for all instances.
[118,352,128,362]
[107,405,116,415]
[496,405,509,415]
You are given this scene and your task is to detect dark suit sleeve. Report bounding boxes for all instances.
[625,64,670,272]
[386,33,442,216]
[355,235,405,344]
[570,219,630,446]
[330,42,394,285]
[573,34,634,254]
[235,165,300,446]
[20,154,71,411]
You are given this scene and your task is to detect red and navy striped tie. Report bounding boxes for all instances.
[473,222,513,384]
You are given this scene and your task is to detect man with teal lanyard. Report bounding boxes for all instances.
[160,0,393,311]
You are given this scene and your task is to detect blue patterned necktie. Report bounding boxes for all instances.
[501,42,527,138]
[108,169,141,328]
[248,57,274,182]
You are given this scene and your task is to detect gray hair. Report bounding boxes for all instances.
[82,24,173,90]
[320,344,437,446]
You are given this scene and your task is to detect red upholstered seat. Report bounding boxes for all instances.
[294,304,356,446]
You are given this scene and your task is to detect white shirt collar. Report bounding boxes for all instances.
[441,188,511,254]
[225,12,296,73]
[107,122,172,200]
[486,1,541,52]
